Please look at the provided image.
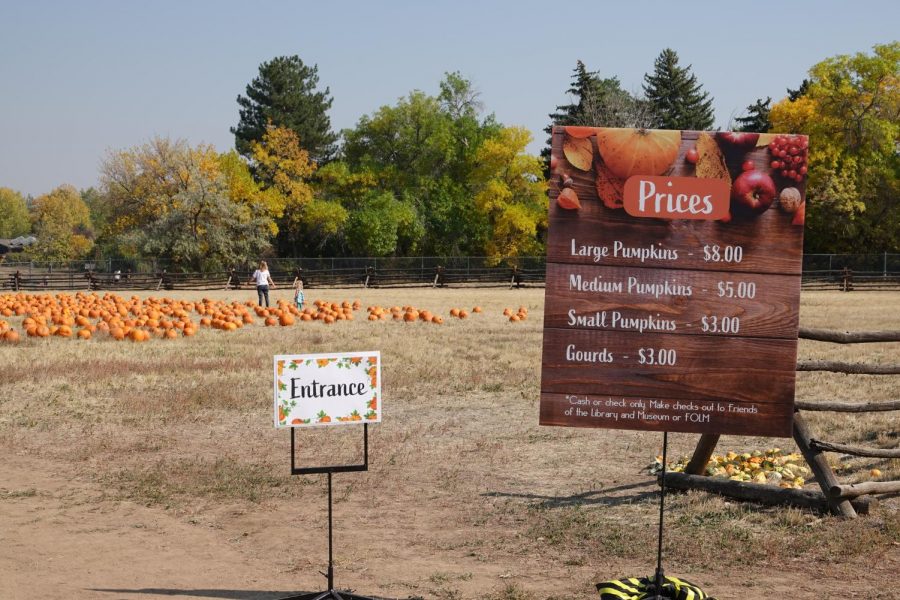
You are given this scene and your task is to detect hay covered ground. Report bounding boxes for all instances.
[1,288,898,600]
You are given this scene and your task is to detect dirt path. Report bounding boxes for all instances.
[5,450,898,600]
[0,454,306,600]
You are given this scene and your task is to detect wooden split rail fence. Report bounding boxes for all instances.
[1,264,545,292]
[663,327,900,518]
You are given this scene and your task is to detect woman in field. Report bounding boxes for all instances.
[248,260,275,307]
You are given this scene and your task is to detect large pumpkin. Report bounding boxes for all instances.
[596,128,681,179]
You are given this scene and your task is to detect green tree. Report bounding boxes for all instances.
[543,61,650,169]
[734,97,771,132]
[0,187,31,238]
[340,73,547,257]
[343,191,417,256]
[787,79,810,102]
[315,162,419,256]
[232,55,337,163]
[342,81,473,254]
[643,48,715,130]
[30,185,94,261]
[770,42,899,252]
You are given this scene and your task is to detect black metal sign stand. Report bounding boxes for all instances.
[280,424,376,600]
[651,431,669,600]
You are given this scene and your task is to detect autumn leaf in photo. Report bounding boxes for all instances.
[563,134,593,172]
[594,159,625,210]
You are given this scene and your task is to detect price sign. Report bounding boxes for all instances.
[540,127,806,437]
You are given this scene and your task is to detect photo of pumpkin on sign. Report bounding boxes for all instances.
[274,351,381,428]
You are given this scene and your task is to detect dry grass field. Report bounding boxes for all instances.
[1,287,898,600]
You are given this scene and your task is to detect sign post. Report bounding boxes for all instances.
[541,126,807,596]
[275,351,382,600]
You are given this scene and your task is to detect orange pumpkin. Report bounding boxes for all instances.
[596,128,681,179]
[564,126,597,139]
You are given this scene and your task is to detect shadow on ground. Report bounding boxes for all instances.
[482,480,659,508]
[89,590,414,600]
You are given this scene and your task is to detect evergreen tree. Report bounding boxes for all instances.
[542,61,648,168]
[787,79,810,101]
[231,55,337,163]
[643,48,715,130]
[734,97,771,132]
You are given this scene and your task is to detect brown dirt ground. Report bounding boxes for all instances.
[1,288,898,600]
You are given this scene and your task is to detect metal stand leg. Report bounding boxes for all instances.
[327,472,334,592]
[280,426,382,600]
[652,431,668,599]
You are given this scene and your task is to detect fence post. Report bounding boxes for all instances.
[885,252,888,279]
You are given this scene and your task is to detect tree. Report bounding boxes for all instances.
[734,97,771,132]
[342,81,473,255]
[100,137,277,267]
[472,127,548,261]
[343,191,418,256]
[769,42,899,252]
[232,56,337,163]
[787,79,810,102]
[121,164,271,271]
[315,162,419,256]
[248,124,346,255]
[30,185,94,261]
[340,73,548,257]
[0,187,31,238]
[543,61,651,170]
[643,48,715,130]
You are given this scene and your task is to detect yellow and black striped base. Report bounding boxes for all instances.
[596,575,711,600]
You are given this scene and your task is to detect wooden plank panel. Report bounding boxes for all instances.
[544,263,801,339]
[548,128,804,275]
[540,328,797,405]
[546,205,803,275]
[539,392,794,437]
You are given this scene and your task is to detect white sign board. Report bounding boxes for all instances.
[274,351,381,428]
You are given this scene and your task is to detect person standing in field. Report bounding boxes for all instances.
[293,278,305,311]
[249,260,275,307]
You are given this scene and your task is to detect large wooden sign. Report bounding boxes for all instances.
[540,127,807,437]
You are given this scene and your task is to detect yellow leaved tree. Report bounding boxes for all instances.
[250,124,346,254]
[472,126,548,263]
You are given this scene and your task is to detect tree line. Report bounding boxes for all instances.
[1,43,896,270]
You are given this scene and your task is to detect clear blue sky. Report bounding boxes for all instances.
[1,0,897,197]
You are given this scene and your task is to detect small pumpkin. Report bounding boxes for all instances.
[596,128,681,179]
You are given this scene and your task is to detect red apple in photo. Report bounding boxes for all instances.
[730,170,776,215]
[685,147,699,164]
[716,131,760,149]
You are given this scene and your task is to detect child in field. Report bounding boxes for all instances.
[293,279,305,310]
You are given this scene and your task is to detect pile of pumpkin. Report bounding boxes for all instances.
[364,304,483,324]
[649,448,812,489]
[0,319,21,342]
[0,292,533,344]
[503,306,529,322]
[0,292,367,342]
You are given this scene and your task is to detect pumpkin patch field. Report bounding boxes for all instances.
[1,288,898,599]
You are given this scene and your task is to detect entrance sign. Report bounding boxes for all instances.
[540,127,807,437]
[274,351,381,428]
